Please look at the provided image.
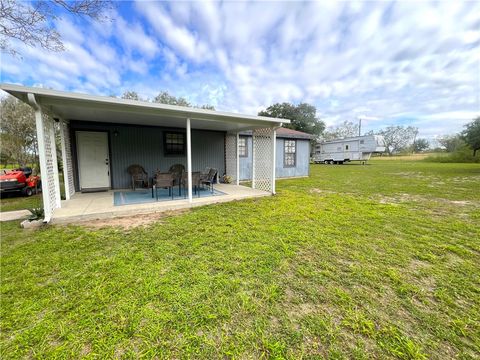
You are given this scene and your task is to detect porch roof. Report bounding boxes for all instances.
[0,83,289,131]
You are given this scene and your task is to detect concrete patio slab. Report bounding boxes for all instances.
[51,184,270,224]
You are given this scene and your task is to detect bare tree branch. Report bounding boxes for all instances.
[51,0,112,20]
[0,0,112,55]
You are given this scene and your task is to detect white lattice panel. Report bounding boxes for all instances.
[253,128,274,192]
[41,113,60,219]
[61,121,75,198]
[225,133,237,181]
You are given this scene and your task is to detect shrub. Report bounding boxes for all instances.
[425,145,480,163]
[222,175,233,184]
[28,207,44,221]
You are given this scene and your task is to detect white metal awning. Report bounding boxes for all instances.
[0,84,288,131]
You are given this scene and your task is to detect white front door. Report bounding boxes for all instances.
[76,131,110,191]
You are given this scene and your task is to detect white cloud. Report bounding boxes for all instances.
[1,1,478,139]
[115,17,159,58]
[135,1,210,61]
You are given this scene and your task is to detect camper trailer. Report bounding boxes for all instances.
[313,135,386,164]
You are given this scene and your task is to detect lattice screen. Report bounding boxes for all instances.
[253,128,274,192]
[41,113,61,220]
[225,133,237,182]
[61,121,75,198]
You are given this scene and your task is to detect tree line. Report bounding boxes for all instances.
[257,104,425,155]
[118,91,215,110]
[258,102,479,157]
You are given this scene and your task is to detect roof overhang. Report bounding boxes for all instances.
[0,84,289,132]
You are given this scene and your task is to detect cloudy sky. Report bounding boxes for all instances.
[1,1,479,139]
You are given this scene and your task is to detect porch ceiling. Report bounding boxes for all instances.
[1,84,288,131]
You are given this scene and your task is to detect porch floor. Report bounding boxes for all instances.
[51,184,270,224]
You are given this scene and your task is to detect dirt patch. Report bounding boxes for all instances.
[451,175,480,183]
[408,259,431,271]
[73,210,189,229]
[80,343,92,356]
[375,194,477,207]
[449,200,472,206]
[288,302,321,317]
[310,188,338,195]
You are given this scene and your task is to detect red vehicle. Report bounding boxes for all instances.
[0,167,41,197]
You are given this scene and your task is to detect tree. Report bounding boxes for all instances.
[119,89,215,109]
[437,135,465,153]
[462,116,480,156]
[376,125,418,155]
[153,91,215,110]
[323,120,359,140]
[258,102,325,136]
[413,138,429,153]
[154,91,191,107]
[121,91,141,101]
[0,95,37,166]
[0,149,11,167]
[1,0,112,55]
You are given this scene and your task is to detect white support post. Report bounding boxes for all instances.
[236,132,240,185]
[59,120,71,200]
[49,121,61,208]
[251,132,256,189]
[186,117,193,203]
[271,128,277,194]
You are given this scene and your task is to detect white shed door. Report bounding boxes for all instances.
[76,131,110,190]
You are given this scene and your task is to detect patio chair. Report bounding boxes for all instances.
[200,168,217,193]
[127,164,148,190]
[168,164,185,195]
[180,170,201,198]
[200,167,211,177]
[153,172,174,200]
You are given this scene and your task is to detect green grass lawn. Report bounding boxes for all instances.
[1,161,479,359]
[0,193,42,212]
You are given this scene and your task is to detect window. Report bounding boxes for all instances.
[164,132,185,155]
[345,145,349,150]
[360,140,364,144]
[238,137,248,157]
[284,139,296,167]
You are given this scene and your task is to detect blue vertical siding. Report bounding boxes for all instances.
[239,137,310,180]
[71,122,225,189]
[239,136,253,180]
[276,138,310,178]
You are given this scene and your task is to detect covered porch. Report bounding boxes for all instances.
[1,84,288,223]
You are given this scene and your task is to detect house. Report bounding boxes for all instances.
[0,84,310,223]
[238,128,313,180]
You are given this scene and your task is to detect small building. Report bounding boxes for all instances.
[238,128,313,180]
[0,84,305,223]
